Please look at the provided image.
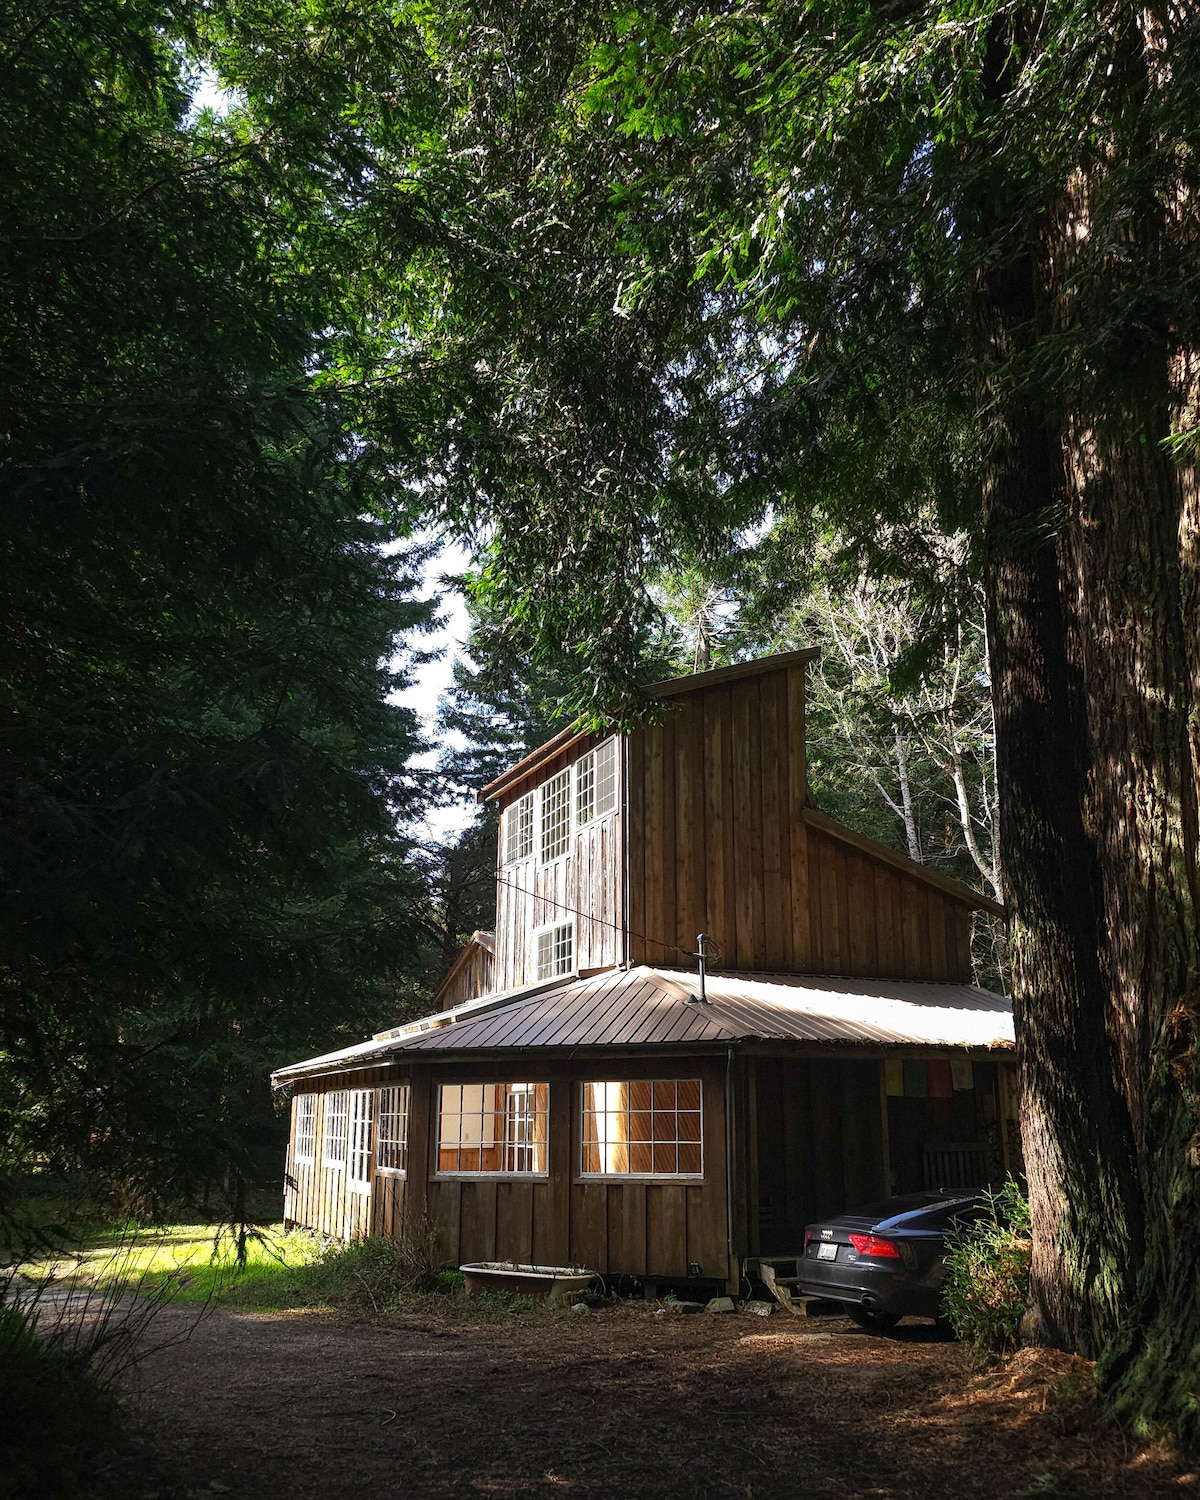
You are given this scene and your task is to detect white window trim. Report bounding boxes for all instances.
[535,919,575,981]
[577,1079,705,1182]
[576,736,618,828]
[323,1090,348,1170]
[294,1094,316,1166]
[375,1083,409,1177]
[434,1081,550,1180]
[501,739,621,878]
[502,791,535,866]
[347,1088,373,1194]
[539,768,571,864]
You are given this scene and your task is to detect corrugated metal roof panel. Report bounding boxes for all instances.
[272,966,1014,1083]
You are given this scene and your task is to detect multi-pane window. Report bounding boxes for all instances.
[294,1094,316,1164]
[576,738,618,826]
[347,1089,373,1193]
[436,1082,549,1175]
[323,1090,348,1168]
[540,769,571,862]
[536,921,573,980]
[580,1080,703,1178]
[503,792,534,865]
[376,1084,409,1174]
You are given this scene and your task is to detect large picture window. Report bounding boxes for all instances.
[323,1090,348,1168]
[376,1084,409,1174]
[580,1080,703,1178]
[294,1094,316,1165]
[437,1082,549,1175]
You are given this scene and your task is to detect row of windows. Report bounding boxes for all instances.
[294,1079,703,1182]
[503,738,618,866]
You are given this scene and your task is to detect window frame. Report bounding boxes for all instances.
[323,1089,349,1170]
[346,1088,373,1194]
[539,768,571,863]
[434,1081,550,1180]
[576,737,618,827]
[376,1083,409,1176]
[502,791,535,866]
[577,1079,705,1182]
[294,1093,316,1166]
[535,919,574,981]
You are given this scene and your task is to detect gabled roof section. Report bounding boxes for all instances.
[271,965,1014,1085]
[644,647,819,699]
[802,808,1005,917]
[431,929,496,1009]
[478,648,820,803]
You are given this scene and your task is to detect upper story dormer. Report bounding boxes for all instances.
[454,649,1000,1003]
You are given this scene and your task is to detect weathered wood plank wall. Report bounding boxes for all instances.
[493,732,623,992]
[285,1058,730,1283]
[751,1057,887,1256]
[624,662,977,980]
[284,1065,409,1241]
[434,940,496,1010]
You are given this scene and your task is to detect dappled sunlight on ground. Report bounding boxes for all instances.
[93,1300,1194,1499]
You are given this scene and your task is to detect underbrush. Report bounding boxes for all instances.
[942,1180,1032,1361]
[1,1240,194,1500]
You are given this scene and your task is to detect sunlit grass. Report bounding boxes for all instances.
[26,1223,326,1310]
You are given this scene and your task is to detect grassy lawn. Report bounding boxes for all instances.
[24,1222,328,1310]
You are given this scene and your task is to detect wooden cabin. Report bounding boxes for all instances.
[274,651,1018,1291]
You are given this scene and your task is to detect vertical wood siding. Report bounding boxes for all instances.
[284,1067,410,1241]
[286,1059,730,1285]
[751,1057,887,1255]
[420,1059,729,1282]
[624,663,976,981]
[435,941,496,1010]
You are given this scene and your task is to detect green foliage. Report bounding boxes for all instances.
[0,0,437,1215]
[0,1232,195,1500]
[941,1182,1033,1361]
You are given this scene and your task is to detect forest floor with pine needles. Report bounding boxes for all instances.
[62,1296,1197,1500]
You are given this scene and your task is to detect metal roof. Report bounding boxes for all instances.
[272,966,1014,1084]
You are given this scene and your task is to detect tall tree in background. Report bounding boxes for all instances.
[300,0,1200,1443]
[0,0,435,1216]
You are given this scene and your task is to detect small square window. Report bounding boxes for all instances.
[536,922,573,981]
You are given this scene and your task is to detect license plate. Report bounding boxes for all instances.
[817,1242,838,1261]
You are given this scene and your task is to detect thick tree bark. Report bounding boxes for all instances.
[974,89,1200,1436]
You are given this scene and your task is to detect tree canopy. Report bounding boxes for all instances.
[0,0,437,1217]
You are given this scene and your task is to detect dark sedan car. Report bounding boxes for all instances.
[796,1191,986,1330]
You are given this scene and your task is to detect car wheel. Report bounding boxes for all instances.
[848,1304,901,1332]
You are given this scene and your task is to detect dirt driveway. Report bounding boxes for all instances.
[113,1302,1192,1500]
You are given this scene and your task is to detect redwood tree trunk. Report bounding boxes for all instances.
[974,72,1200,1435]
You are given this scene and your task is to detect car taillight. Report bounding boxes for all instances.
[803,1229,812,1249]
[848,1233,901,1259]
